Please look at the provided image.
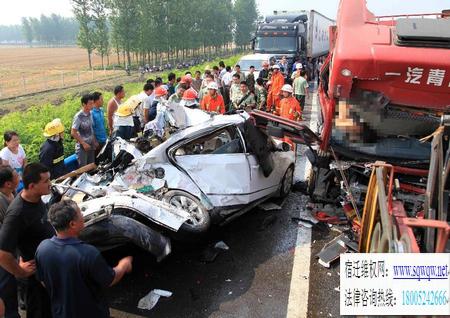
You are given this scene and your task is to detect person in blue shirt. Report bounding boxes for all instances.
[91,92,107,153]
[35,200,133,318]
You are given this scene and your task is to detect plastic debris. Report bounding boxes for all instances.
[137,289,172,311]
[214,241,230,250]
[298,220,313,228]
[258,202,282,211]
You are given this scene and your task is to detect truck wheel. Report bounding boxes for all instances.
[163,190,211,234]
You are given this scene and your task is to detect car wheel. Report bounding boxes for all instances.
[280,165,294,198]
[163,190,211,234]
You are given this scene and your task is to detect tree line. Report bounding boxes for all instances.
[0,14,79,45]
[71,0,258,69]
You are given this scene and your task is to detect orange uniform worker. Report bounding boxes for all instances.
[266,64,285,113]
[279,84,302,121]
[200,82,225,114]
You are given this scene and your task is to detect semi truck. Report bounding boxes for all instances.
[253,10,334,69]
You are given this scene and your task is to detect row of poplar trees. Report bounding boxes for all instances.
[71,0,258,69]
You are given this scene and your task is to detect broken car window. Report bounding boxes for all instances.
[175,127,244,156]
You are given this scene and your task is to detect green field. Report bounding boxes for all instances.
[0,55,241,162]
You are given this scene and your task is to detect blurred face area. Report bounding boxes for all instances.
[6,135,20,151]
[70,206,85,234]
[117,89,126,99]
[235,66,240,73]
[208,88,217,96]
[177,86,186,97]
[249,67,255,73]
[30,172,52,196]
[273,68,279,74]
[95,96,104,108]
[11,170,19,190]
[233,76,240,84]
[240,84,248,93]
[83,100,94,112]
[195,72,201,79]
[282,91,290,98]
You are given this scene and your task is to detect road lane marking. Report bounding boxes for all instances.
[287,92,319,317]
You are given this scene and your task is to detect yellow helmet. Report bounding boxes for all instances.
[116,95,141,117]
[43,118,65,137]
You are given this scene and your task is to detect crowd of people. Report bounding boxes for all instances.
[0,57,313,317]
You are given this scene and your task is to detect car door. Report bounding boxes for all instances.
[246,140,290,202]
[173,126,252,207]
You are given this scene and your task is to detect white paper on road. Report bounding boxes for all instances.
[137,289,173,311]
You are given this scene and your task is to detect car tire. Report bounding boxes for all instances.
[280,165,294,198]
[163,190,211,234]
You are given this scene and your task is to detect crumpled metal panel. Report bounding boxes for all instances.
[78,190,191,231]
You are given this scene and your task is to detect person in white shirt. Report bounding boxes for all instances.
[136,83,154,130]
[221,66,233,107]
[0,131,27,183]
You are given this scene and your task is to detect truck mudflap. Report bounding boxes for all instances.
[250,110,321,146]
[80,215,171,262]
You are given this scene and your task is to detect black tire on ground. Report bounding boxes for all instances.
[163,190,211,234]
[280,165,295,198]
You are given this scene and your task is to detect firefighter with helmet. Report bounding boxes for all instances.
[180,88,200,109]
[39,118,66,179]
[278,84,302,121]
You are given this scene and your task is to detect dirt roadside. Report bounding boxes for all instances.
[0,72,145,115]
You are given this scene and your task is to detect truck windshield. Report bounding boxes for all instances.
[255,36,296,52]
[237,60,265,71]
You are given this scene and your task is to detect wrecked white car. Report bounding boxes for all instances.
[50,112,295,259]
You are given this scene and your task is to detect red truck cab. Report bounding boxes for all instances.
[318,0,450,161]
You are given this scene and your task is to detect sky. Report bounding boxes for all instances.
[0,0,448,25]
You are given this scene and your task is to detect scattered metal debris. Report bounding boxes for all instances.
[316,234,349,268]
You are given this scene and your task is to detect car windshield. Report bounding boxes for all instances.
[237,60,266,71]
[255,36,297,52]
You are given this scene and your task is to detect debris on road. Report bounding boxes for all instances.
[316,235,349,268]
[214,241,230,250]
[258,201,282,211]
[200,241,230,262]
[137,289,172,311]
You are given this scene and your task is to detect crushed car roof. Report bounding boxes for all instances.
[143,112,250,158]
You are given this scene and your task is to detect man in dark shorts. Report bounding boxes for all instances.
[36,200,133,318]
